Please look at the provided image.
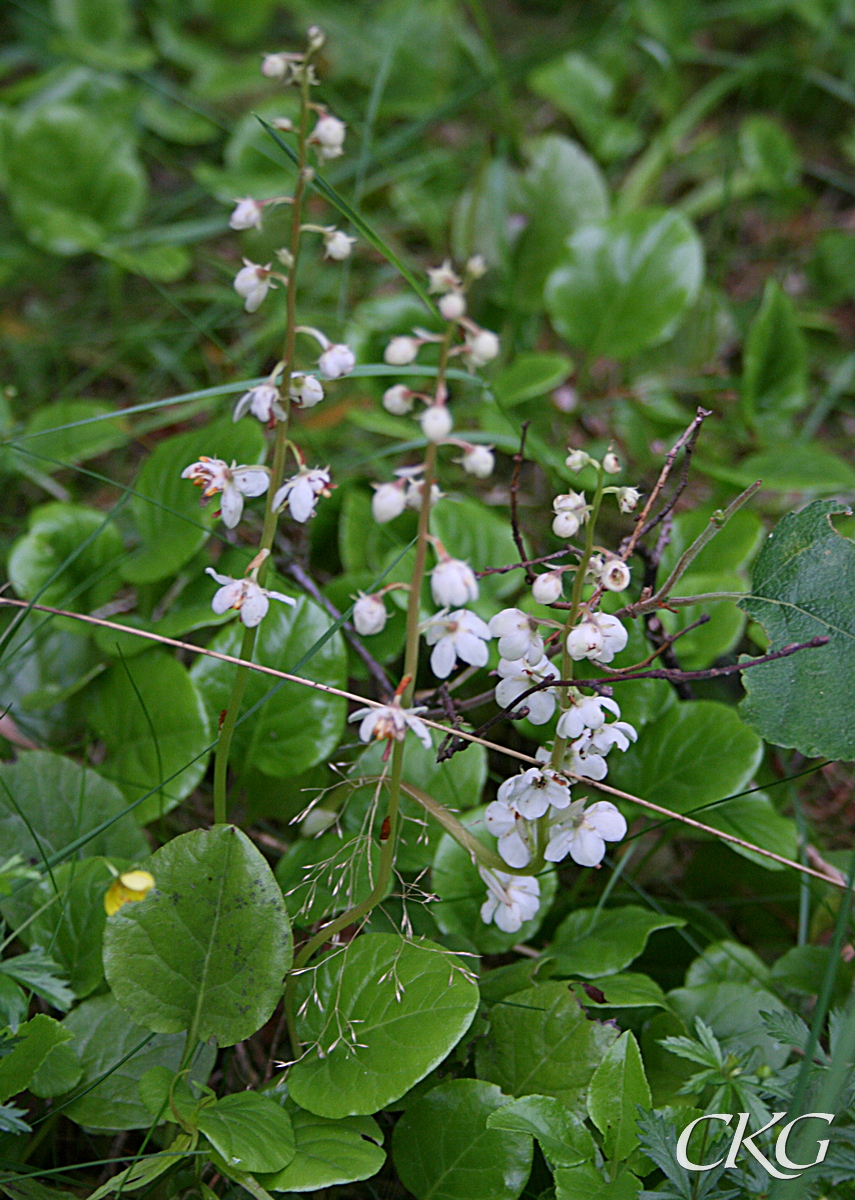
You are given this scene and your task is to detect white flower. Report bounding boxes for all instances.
[588,720,638,754]
[382,385,413,415]
[466,254,487,278]
[532,571,563,604]
[205,568,295,628]
[616,486,641,513]
[603,452,621,475]
[371,482,407,523]
[484,799,534,868]
[464,328,500,368]
[564,738,609,781]
[566,620,604,662]
[422,608,491,679]
[181,457,269,529]
[233,382,285,424]
[353,593,387,636]
[479,867,540,933]
[431,557,478,608]
[404,477,441,511]
[261,53,289,78]
[565,448,593,472]
[419,405,453,442]
[234,260,273,312]
[567,613,628,665]
[323,229,355,260]
[384,336,419,366]
[592,613,628,664]
[458,445,494,478]
[495,654,558,725]
[348,700,432,749]
[439,292,466,320]
[544,800,627,866]
[556,693,622,741]
[273,467,332,523]
[290,373,324,408]
[427,260,462,293]
[497,766,571,819]
[318,343,355,380]
[488,609,543,661]
[229,198,265,231]
[311,114,346,159]
[603,560,631,592]
[552,491,589,539]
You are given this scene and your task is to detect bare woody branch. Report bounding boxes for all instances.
[510,422,533,583]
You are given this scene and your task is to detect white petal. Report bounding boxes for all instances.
[584,802,627,842]
[358,712,380,742]
[206,567,234,587]
[404,713,433,748]
[219,485,244,529]
[498,829,531,868]
[266,589,298,607]
[569,827,607,867]
[544,829,572,863]
[240,587,269,627]
[211,581,243,614]
[233,392,253,421]
[430,637,457,679]
[480,895,499,926]
[495,677,526,708]
[526,690,556,725]
[494,900,524,933]
[233,466,270,497]
[484,800,516,836]
[515,789,551,820]
[454,631,489,668]
[556,709,585,740]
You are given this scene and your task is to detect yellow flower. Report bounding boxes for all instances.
[104,870,155,916]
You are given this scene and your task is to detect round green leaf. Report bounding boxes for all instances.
[275,831,385,926]
[10,401,129,473]
[259,1105,385,1192]
[8,502,124,616]
[491,352,573,406]
[741,278,807,429]
[60,994,215,1130]
[550,907,685,979]
[545,209,704,360]
[103,825,293,1046]
[190,594,347,779]
[197,1093,296,1174]
[288,934,479,1118]
[87,649,212,825]
[392,1078,533,1200]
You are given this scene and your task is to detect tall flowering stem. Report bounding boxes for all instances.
[212,65,314,826]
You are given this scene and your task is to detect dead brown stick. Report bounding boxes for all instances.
[510,422,533,583]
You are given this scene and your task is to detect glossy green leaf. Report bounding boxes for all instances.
[699,792,798,870]
[660,571,746,670]
[740,500,855,759]
[9,401,129,473]
[99,244,192,282]
[657,506,763,578]
[197,1093,296,1174]
[685,941,770,990]
[741,279,807,428]
[550,907,686,979]
[8,502,124,615]
[258,1104,385,1192]
[275,832,384,926]
[487,1094,596,1168]
[528,53,641,162]
[121,417,265,584]
[0,613,98,742]
[587,1031,651,1161]
[580,973,668,1009]
[545,209,704,360]
[190,594,347,778]
[475,981,618,1111]
[289,934,479,1118]
[666,981,791,1071]
[491,352,573,406]
[28,1039,82,1099]
[392,1079,532,1200]
[103,826,293,1046]
[431,497,522,605]
[0,1015,72,1104]
[554,1164,641,1200]
[695,444,855,492]
[87,649,211,824]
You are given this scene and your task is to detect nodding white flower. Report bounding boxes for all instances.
[565,448,593,472]
[181,457,269,529]
[458,445,494,478]
[422,608,491,679]
[431,556,478,608]
[556,692,622,741]
[383,384,414,415]
[419,405,453,442]
[495,654,559,725]
[544,799,627,866]
[603,451,621,475]
[567,613,628,665]
[532,571,563,605]
[233,382,285,424]
[311,114,346,159]
[229,197,265,231]
[603,559,631,593]
[371,481,407,523]
[205,568,295,628]
[552,491,589,539]
[352,593,387,636]
[261,52,290,78]
[384,336,420,366]
[489,609,544,662]
[439,292,466,321]
[348,698,432,749]
[404,476,441,511]
[484,799,535,868]
[318,343,355,380]
[427,260,462,294]
[323,229,355,260]
[464,328,500,368]
[466,254,487,278]
[272,116,294,132]
[273,467,332,523]
[565,738,609,781]
[616,486,641,513]
[290,373,324,408]
[497,766,571,819]
[479,867,540,933]
[234,260,274,312]
[588,720,638,755]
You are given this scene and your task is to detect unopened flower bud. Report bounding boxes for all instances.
[272,117,294,132]
[372,482,406,524]
[603,560,631,592]
[383,385,414,415]
[565,448,592,472]
[306,25,326,50]
[234,260,272,313]
[261,53,289,78]
[460,445,494,478]
[419,405,453,442]
[466,254,487,278]
[532,571,563,604]
[552,511,580,539]
[290,373,324,408]
[318,343,355,380]
[405,478,441,510]
[616,486,641,513]
[229,198,264,231]
[323,229,355,260]
[353,593,387,636]
[603,452,620,475]
[465,329,500,367]
[311,114,346,159]
[384,336,419,366]
[439,292,466,321]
